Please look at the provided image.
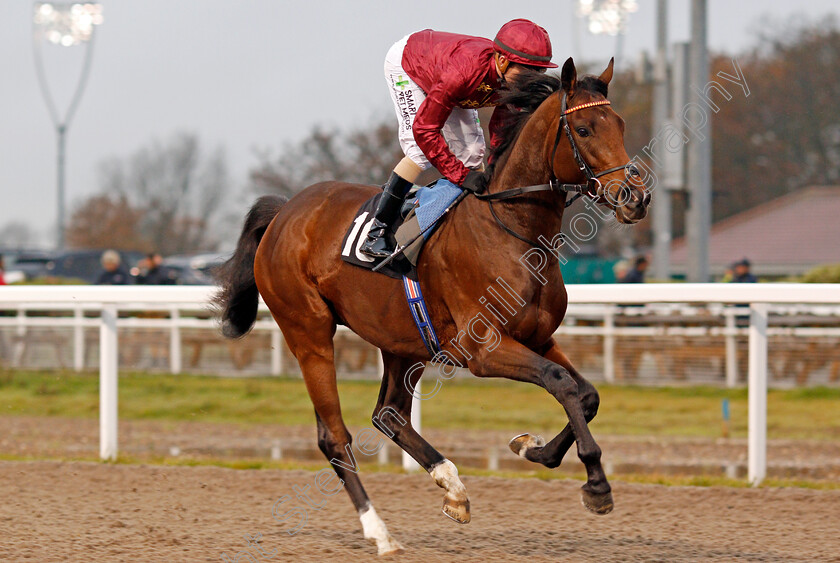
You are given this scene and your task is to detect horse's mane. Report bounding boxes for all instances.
[482,71,609,187]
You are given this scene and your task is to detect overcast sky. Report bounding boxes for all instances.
[2,0,839,247]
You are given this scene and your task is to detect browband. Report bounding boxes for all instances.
[562,99,611,116]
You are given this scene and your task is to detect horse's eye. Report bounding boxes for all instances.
[576,127,590,138]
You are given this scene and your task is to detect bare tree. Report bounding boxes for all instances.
[0,221,37,248]
[95,132,228,255]
[250,120,403,198]
[66,194,149,251]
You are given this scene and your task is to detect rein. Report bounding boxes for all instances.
[474,91,636,255]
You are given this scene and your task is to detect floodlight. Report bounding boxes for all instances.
[576,0,638,36]
[34,3,103,46]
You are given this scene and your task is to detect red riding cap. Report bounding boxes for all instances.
[494,18,558,68]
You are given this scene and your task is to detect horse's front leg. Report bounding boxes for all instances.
[509,338,601,471]
[468,337,613,515]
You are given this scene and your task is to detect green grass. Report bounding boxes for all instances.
[2,451,838,490]
[1,369,839,440]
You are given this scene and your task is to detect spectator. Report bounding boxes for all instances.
[620,256,648,283]
[730,258,758,283]
[0,254,6,285]
[95,250,131,285]
[136,253,176,285]
[612,259,629,282]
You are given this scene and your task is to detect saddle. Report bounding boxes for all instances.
[340,179,464,281]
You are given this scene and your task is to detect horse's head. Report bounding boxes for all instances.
[551,57,650,224]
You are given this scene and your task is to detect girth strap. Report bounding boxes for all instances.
[402,276,441,357]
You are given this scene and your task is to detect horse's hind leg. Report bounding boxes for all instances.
[281,319,403,556]
[373,352,471,524]
[510,339,601,470]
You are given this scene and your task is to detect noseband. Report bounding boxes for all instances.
[475,91,639,253]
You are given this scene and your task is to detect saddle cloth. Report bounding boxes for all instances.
[339,179,463,280]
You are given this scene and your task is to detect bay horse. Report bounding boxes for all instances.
[214,58,649,555]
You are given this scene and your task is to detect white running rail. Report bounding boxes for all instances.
[1,283,839,485]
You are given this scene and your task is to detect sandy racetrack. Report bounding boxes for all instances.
[1,460,838,562]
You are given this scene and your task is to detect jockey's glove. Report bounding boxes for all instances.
[461,170,486,194]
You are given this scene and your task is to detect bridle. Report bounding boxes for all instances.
[474,91,640,254]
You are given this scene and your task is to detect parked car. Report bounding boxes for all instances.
[162,252,230,285]
[44,249,145,284]
[0,249,56,281]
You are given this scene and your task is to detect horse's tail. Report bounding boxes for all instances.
[213,195,287,338]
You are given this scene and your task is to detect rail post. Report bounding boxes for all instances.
[724,308,737,388]
[748,303,768,486]
[169,307,182,374]
[271,326,283,376]
[13,308,26,366]
[403,376,422,471]
[100,304,118,460]
[73,307,85,372]
[603,306,616,383]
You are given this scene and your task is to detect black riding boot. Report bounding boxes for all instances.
[361,172,414,258]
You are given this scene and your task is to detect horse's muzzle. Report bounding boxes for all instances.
[617,187,650,224]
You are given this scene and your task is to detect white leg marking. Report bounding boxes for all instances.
[359,505,404,556]
[511,433,545,458]
[429,459,467,498]
[430,459,471,523]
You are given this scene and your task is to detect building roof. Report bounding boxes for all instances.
[670,186,840,276]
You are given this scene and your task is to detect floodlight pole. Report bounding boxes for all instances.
[685,0,711,282]
[56,124,67,250]
[651,0,671,280]
[614,25,626,69]
[32,9,99,250]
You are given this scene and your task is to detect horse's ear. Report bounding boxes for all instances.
[561,57,577,94]
[599,57,615,87]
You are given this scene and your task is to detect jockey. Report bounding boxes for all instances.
[361,18,558,259]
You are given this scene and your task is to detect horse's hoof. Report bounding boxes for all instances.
[508,433,545,458]
[442,493,471,524]
[366,534,404,556]
[377,539,405,556]
[360,505,404,556]
[581,488,614,515]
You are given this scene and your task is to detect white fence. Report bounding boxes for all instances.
[1,284,839,485]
